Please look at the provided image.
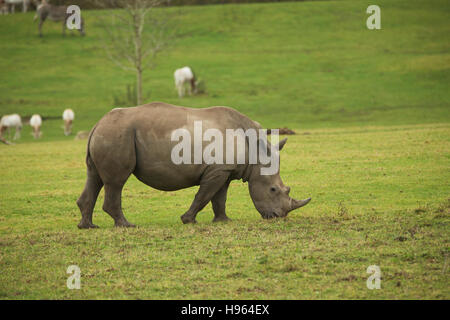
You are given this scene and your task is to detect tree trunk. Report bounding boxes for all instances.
[136,67,142,105]
[134,10,143,106]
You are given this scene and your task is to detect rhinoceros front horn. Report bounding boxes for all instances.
[290,197,311,211]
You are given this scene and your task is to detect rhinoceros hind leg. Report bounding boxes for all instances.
[103,183,135,228]
[212,180,232,223]
[181,171,231,224]
[77,164,103,229]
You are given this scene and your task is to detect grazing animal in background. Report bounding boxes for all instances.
[63,108,74,136]
[74,131,89,140]
[76,102,311,228]
[4,0,30,13]
[29,114,42,139]
[0,0,8,15]
[34,0,85,37]
[174,66,197,98]
[0,136,13,145]
[0,114,22,140]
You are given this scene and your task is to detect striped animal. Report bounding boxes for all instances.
[34,0,85,37]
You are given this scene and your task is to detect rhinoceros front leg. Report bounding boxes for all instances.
[212,180,232,222]
[181,170,231,224]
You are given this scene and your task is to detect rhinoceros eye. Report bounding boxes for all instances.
[270,187,277,192]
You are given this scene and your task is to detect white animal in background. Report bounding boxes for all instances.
[0,113,22,140]
[4,0,30,13]
[0,0,8,15]
[29,114,42,139]
[63,108,75,136]
[174,66,197,98]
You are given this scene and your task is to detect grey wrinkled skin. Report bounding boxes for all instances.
[76,102,311,228]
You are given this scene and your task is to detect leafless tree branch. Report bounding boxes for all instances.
[95,0,174,105]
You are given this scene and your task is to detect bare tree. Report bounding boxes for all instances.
[97,0,172,105]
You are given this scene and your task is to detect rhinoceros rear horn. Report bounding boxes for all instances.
[290,197,311,211]
[276,138,287,151]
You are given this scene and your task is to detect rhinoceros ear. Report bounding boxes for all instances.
[277,138,287,151]
[258,137,287,156]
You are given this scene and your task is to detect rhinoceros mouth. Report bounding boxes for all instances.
[260,197,312,219]
[262,211,281,219]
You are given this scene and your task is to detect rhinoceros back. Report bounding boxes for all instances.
[88,102,259,191]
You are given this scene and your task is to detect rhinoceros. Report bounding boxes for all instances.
[76,102,311,228]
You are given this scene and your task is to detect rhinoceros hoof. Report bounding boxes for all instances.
[213,216,232,223]
[114,220,136,228]
[77,222,99,229]
[181,214,197,224]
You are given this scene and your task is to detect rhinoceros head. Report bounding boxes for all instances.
[248,138,311,219]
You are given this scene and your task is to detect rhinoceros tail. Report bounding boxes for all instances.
[85,122,99,169]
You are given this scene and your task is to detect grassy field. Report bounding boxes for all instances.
[0,124,449,299]
[0,0,449,299]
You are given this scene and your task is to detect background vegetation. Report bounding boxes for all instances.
[46,0,324,9]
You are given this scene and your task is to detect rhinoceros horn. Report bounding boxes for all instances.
[290,197,312,211]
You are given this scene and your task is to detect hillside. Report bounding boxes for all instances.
[0,0,448,143]
[0,0,449,300]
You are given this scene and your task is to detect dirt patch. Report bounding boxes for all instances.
[394,235,408,242]
[340,275,357,282]
[267,127,296,135]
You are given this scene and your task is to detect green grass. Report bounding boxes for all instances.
[0,0,449,299]
[0,124,449,299]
